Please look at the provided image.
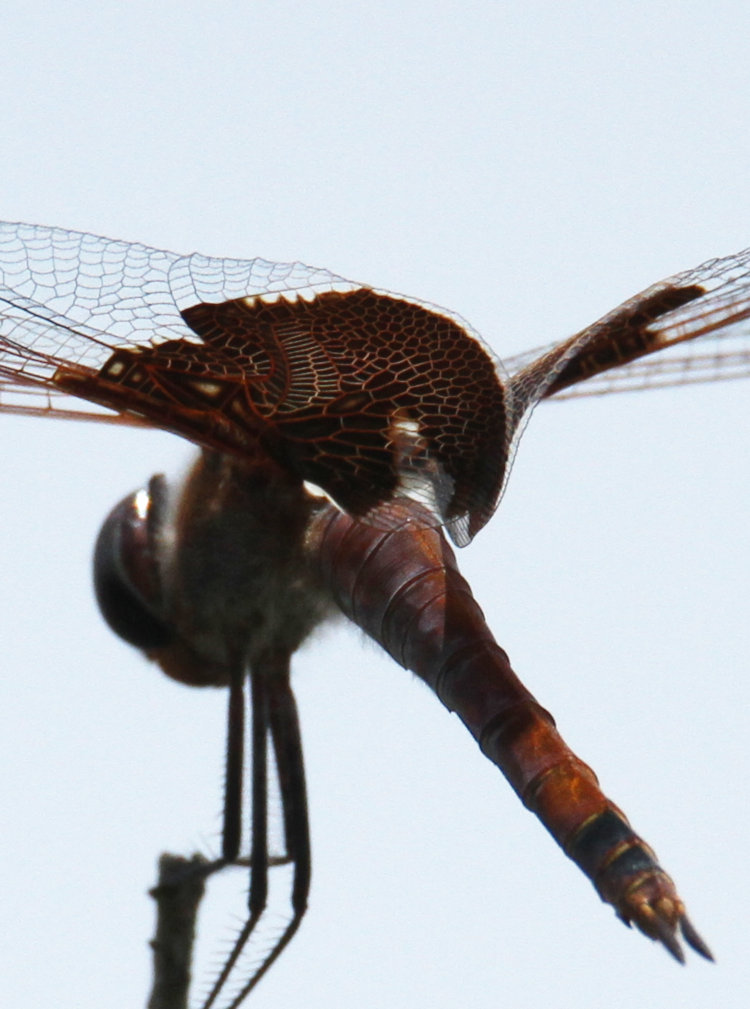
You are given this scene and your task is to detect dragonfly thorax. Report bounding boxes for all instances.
[95,450,336,687]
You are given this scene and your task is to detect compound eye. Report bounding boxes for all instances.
[93,476,173,651]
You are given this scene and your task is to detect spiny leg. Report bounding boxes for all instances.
[148,661,248,1009]
[220,651,311,1009]
[200,650,310,1009]
[201,662,271,1008]
[268,654,311,911]
[185,660,246,881]
[222,662,246,865]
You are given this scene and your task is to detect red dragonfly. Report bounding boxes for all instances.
[0,222,748,1007]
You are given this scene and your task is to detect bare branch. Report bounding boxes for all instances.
[148,853,209,1009]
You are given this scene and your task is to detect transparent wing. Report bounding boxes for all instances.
[0,221,356,377]
[501,246,750,401]
[0,223,508,545]
[501,339,750,398]
[0,221,361,419]
[1,223,749,544]
[0,378,149,425]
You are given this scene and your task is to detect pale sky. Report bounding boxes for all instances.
[0,3,748,1008]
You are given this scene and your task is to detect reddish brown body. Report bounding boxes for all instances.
[311,501,708,956]
[2,221,747,1004]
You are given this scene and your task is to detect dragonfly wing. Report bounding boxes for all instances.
[0,222,357,353]
[0,222,185,340]
[0,223,365,420]
[546,344,750,398]
[501,245,750,399]
[170,250,357,308]
[0,223,512,546]
[0,378,149,425]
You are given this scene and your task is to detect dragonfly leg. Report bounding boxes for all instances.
[220,662,246,865]
[200,662,270,1009]
[218,652,311,1009]
[200,651,310,1009]
[267,654,311,912]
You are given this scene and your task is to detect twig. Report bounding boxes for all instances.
[147,853,209,1009]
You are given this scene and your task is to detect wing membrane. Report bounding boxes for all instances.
[1,222,749,540]
[0,222,360,368]
[0,224,510,544]
[0,377,147,425]
[502,338,750,399]
[500,247,750,400]
[0,223,367,425]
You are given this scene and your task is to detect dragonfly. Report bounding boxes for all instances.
[0,222,748,1008]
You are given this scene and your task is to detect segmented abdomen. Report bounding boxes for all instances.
[310,501,709,961]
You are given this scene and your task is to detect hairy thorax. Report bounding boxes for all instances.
[154,451,335,685]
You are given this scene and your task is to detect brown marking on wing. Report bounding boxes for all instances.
[58,289,507,541]
[182,291,507,538]
[543,284,705,396]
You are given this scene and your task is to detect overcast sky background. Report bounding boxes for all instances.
[0,3,748,1008]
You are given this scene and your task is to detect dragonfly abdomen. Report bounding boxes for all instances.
[311,501,712,963]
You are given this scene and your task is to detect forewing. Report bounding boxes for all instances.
[501,246,750,400]
[0,222,354,371]
[0,223,512,545]
[6,225,747,545]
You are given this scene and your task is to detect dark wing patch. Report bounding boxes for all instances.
[542,284,705,396]
[181,290,508,545]
[5,222,750,541]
